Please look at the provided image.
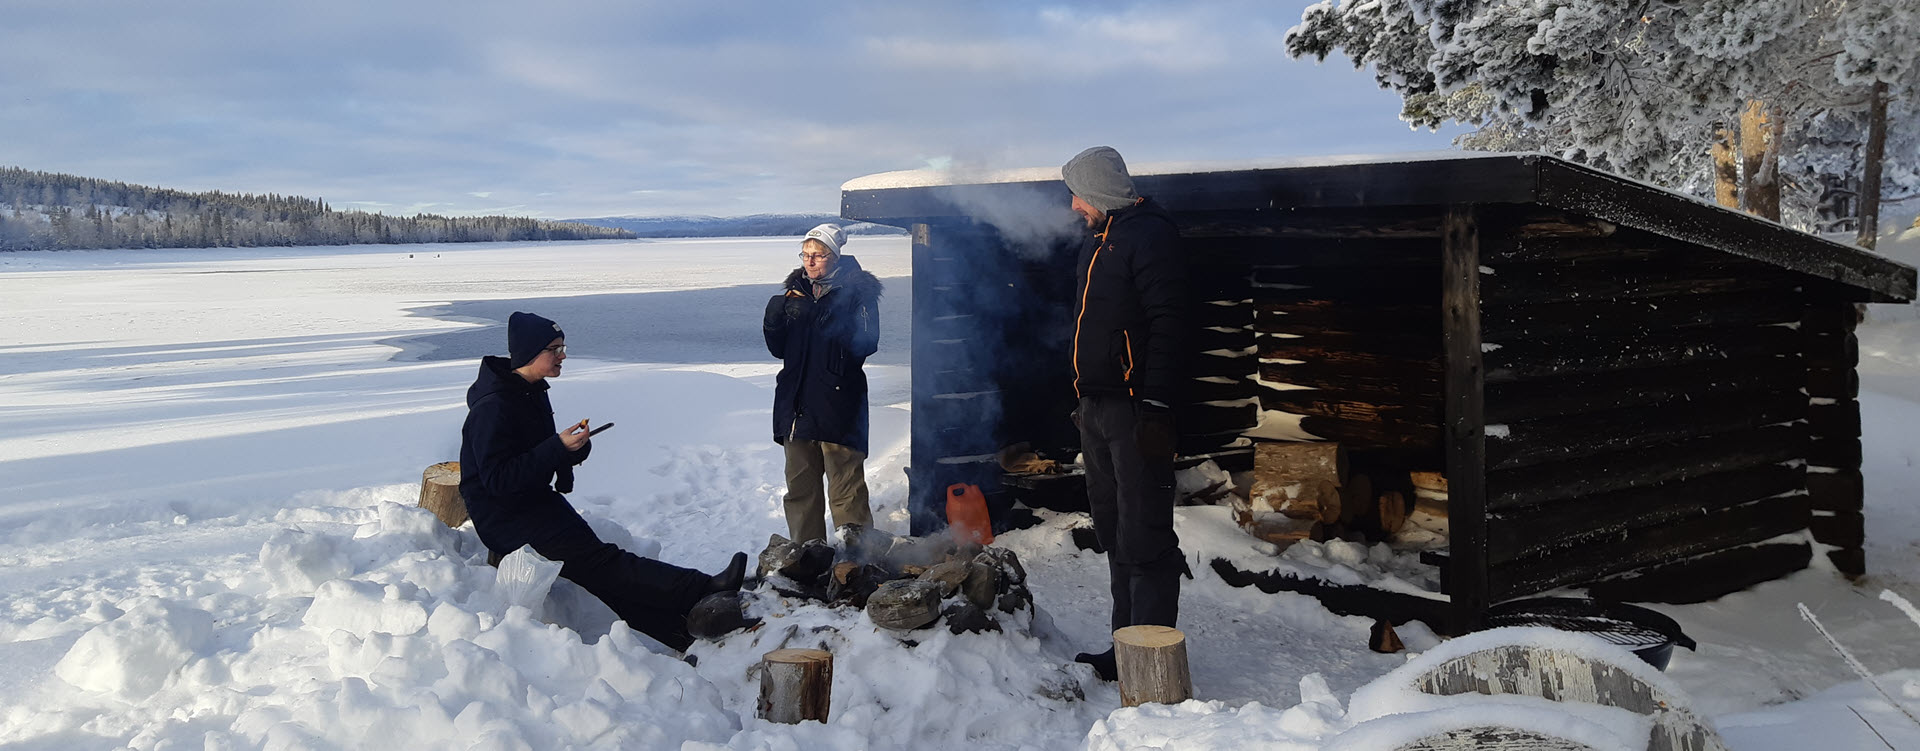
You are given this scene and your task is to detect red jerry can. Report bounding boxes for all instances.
[946,482,994,545]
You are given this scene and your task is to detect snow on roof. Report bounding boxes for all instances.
[840,150,1514,192]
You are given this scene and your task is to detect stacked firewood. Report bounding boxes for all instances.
[1238,442,1422,546]
[690,524,1034,641]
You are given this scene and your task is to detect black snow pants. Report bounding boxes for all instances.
[501,510,713,652]
[1077,395,1183,633]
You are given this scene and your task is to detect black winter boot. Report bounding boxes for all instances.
[1074,648,1117,682]
[708,552,748,595]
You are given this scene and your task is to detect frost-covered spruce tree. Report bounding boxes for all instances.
[1826,0,1919,245]
[1287,0,1916,232]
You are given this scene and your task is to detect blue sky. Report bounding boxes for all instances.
[0,1,1466,219]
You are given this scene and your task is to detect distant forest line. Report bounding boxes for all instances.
[0,167,635,251]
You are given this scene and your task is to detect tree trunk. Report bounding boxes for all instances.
[757,648,833,724]
[1739,101,1781,221]
[1858,81,1889,250]
[1114,625,1193,707]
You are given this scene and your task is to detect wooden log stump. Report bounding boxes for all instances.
[757,648,833,724]
[1114,625,1193,707]
[418,461,467,528]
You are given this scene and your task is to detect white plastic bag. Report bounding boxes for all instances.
[493,545,564,620]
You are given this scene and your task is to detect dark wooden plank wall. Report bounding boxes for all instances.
[1803,302,1866,575]
[1477,218,1815,602]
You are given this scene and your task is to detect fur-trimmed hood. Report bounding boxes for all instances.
[782,254,883,300]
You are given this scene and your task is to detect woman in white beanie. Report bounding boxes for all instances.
[763,223,884,541]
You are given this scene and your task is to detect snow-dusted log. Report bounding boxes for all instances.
[1407,643,1728,751]
[1481,290,1797,341]
[1483,359,1799,424]
[1485,390,1806,471]
[1488,493,1808,599]
[1488,463,1800,564]
[1114,625,1192,708]
[1804,366,1859,398]
[1481,267,1783,307]
[757,648,833,724]
[1390,727,1600,750]
[417,461,466,528]
[1486,424,1801,510]
[1482,326,1800,383]
[1240,513,1324,545]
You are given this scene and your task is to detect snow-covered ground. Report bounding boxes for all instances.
[2,235,1918,749]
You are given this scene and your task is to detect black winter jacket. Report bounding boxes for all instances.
[764,255,883,454]
[1072,198,1185,405]
[459,356,594,553]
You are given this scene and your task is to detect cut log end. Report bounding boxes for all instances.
[418,461,467,528]
[1114,625,1194,707]
[757,648,833,724]
[1378,491,1409,537]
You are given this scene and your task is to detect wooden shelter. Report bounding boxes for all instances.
[839,152,1914,633]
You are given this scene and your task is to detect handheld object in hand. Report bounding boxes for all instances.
[588,422,614,437]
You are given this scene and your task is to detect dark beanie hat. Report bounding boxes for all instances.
[508,311,563,368]
[1062,146,1138,212]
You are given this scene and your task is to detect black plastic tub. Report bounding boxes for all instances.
[1483,597,1698,671]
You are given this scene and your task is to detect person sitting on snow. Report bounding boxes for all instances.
[764,224,883,542]
[459,311,747,651]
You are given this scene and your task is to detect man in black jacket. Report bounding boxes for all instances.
[460,311,746,651]
[1061,146,1188,681]
[764,224,883,542]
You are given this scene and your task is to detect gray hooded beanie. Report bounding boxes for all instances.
[1062,146,1139,212]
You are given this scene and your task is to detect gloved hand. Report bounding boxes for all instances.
[763,295,787,329]
[1134,401,1176,461]
[781,290,813,321]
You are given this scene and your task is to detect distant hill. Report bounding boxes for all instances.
[0,166,635,251]
[566,214,907,238]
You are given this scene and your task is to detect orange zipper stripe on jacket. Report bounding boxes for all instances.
[1071,214,1116,399]
[1123,330,1135,397]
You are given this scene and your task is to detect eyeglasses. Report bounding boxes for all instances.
[799,252,832,262]
[543,344,567,356]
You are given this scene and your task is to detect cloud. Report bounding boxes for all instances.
[0,1,1465,218]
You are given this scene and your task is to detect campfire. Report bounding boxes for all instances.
[688,524,1034,640]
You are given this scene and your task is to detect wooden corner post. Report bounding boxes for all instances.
[1441,206,1489,634]
[908,222,939,535]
